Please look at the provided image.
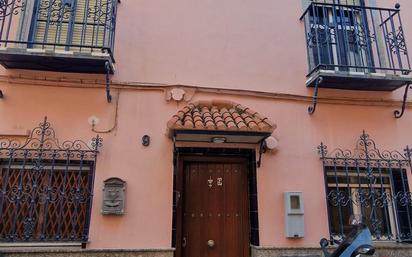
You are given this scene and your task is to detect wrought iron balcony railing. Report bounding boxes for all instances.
[300,1,412,91]
[0,0,119,74]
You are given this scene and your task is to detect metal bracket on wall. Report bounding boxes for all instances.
[308,77,323,115]
[105,61,112,103]
[394,83,412,119]
[257,139,267,168]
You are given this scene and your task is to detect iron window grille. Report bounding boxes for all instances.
[0,117,102,244]
[0,0,119,58]
[318,131,412,242]
[300,0,411,76]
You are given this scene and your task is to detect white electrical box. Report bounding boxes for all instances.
[284,192,304,238]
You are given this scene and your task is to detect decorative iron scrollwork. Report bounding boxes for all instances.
[87,0,117,30]
[394,83,412,119]
[307,21,376,50]
[0,116,102,160]
[38,0,75,24]
[307,26,332,49]
[327,190,351,207]
[395,191,412,207]
[318,131,410,167]
[387,26,408,55]
[0,0,25,21]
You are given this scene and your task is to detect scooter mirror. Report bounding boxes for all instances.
[354,245,375,256]
[319,238,329,248]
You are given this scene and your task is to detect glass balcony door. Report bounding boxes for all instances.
[309,4,375,73]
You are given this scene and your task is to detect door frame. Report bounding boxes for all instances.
[173,149,259,257]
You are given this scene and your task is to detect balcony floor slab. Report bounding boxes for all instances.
[0,47,114,74]
[306,70,412,91]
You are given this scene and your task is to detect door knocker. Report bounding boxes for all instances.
[208,176,213,188]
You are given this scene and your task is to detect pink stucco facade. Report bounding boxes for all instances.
[1,0,412,255]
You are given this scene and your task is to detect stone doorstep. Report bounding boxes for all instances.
[0,248,174,257]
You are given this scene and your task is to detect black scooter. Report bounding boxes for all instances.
[320,216,375,257]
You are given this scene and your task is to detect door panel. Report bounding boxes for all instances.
[182,160,249,257]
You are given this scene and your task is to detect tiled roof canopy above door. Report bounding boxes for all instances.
[167,100,276,144]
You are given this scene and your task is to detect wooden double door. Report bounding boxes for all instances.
[177,157,250,257]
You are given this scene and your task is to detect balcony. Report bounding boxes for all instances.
[0,0,119,74]
[300,2,412,91]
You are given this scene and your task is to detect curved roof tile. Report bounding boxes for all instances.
[167,100,276,137]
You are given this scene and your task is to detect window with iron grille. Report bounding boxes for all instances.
[0,0,118,53]
[319,131,412,242]
[0,118,102,244]
[301,0,411,76]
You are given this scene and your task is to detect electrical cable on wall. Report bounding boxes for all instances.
[92,89,121,133]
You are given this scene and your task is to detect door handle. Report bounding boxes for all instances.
[207,239,215,248]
